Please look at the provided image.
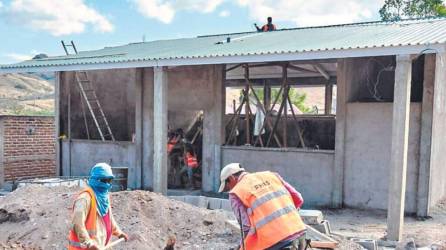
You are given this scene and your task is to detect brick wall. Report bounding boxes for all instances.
[1,116,56,181]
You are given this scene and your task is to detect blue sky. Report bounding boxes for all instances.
[0,0,384,64]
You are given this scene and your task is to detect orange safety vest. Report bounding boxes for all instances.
[230,171,306,250]
[167,137,178,154]
[68,187,98,250]
[186,152,198,169]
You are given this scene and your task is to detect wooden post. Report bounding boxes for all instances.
[244,65,250,145]
[387,54,412,241]
[283,65,288,147]
[325,81,333,114]
[264,80,271,111]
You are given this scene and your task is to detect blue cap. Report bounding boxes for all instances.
[90,163,114,179]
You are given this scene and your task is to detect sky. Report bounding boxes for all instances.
[0,0,385,64]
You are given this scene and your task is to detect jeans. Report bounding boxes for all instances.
[266,233,306,250]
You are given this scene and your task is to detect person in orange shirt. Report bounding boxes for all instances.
[68,163,128,250]
[255,17,277,32]
[219,163,306,250]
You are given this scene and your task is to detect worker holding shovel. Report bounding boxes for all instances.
[219,163,307,250]
[68,163,128,250]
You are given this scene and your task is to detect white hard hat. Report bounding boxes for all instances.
[218,163,245,193]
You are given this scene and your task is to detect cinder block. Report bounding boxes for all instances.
[221,199,232,212]
[299,210,324,225]
[312,220,332,235]
[197,196,209,208]
[208,197,223,210]
[169,196,185,202]
[351,238,378,250]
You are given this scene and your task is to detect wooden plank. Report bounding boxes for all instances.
[309,241,338,249]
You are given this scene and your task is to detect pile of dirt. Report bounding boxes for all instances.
[0,185,238,250]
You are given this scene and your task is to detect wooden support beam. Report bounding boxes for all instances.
[313,63,331,80]
[325,81,333,115]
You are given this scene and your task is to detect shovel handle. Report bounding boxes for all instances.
[101,238,125,250]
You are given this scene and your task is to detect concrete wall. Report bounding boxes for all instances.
[59,69,136,141]
[221,146,334,207]
[344,103,421,213]
[61,139,136,187]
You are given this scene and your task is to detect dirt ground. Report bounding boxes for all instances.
[323,198,446,249]
[0,186,239,250]
[1,185,444,250]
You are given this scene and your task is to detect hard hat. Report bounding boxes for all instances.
[218,163,245,193]
[90,163,115,179]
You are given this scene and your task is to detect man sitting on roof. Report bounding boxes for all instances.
[255,17,277,32]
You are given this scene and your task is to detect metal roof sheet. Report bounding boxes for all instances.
[2,17,446,71]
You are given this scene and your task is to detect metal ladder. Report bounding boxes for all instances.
[75,71,115,141]
[60,41,115,141]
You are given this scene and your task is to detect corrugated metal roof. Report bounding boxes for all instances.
[2,17,446,71]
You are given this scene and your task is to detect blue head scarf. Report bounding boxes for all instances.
[88,163,114,216]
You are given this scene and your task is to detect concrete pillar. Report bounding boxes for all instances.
[202,65,224,192]
[429,52,446,207]
[153,66,168,194]
[0,118,4,188]
[325,81,333,115]
[142,68,154,189]
[55,72,61,176]
[417,54,435,217]
[332,59,350,208]
[387,54,412,242]
[133,69,143,189]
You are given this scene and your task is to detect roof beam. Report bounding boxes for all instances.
[225,76,336,87]
[313,63,330,80]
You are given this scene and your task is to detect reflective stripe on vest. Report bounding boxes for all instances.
[68,187,98,249]
[247,188,289,215]
[186,153,198,168]
[230,171,306,250]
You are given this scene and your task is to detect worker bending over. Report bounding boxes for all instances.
[68,163,128,250]
[219,163,306,250]
[255,17,277,32]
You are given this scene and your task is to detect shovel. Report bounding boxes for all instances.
[101,238,125,250]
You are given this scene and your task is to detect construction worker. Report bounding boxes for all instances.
[68,163,128,250]
[219,163,306,250]
[255,17,277,32]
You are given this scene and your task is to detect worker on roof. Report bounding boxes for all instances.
[255,17,277,32]
[219,163,306,250]
[68,163,128,250]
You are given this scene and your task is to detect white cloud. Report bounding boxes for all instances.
[5,0,113,36]
[6,53,33,62]
[0,1,3,8]
[133,0,224,23]
[219,10,230,17]
[236,0,384,27]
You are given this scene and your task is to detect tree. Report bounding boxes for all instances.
[380,0,446,21]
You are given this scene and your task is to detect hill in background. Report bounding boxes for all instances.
[0,73,55,115]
